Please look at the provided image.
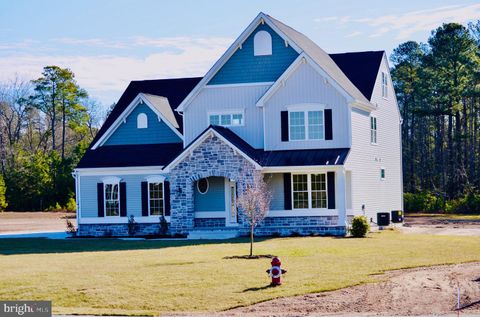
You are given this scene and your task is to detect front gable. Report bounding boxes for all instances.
[103,102,182,146]
[208,23,298,85]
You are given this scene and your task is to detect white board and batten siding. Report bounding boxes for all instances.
[183,84,271,149]
[345,54,403,221]
[263,62,351,151]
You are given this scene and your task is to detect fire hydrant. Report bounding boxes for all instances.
[266,256,287,286]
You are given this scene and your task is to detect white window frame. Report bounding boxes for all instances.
[381,72,388,99]
[146,176,165,217]
[102,177,121,217]
[137,113,148,129]
[253,30,272,56]
[207,110,245,127]
[370,115,377,145]
[291,172,328,210]
[287,104,325,141]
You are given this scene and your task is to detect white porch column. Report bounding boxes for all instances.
[336,168,347,227]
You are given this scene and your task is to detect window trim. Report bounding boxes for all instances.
[381,72,388,99]
[287,104,325,141]
[291,172,328,210]
[137,113,148,129]
[148,181,165,217]
[102,177,121,218]
[197,178,210,195]
[370,115,378,145]
[207,110,245,127]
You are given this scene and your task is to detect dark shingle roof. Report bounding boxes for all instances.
[77,143,183,168]
[210,126,349,166]
[90,77,202,148]
[329,51,384,100]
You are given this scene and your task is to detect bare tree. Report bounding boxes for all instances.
[237,170,272,257]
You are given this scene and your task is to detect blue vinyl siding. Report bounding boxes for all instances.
[266,173,284,210]
[79,173,165,218]
[194,176,225,212]
[208,24,298,85]
[104,103,181,146]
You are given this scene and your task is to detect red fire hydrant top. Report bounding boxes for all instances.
[266,256,287,286]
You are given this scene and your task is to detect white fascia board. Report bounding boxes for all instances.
[349,100,377,112]
[176,12,302,113]
[262,165,344,173]
[92,94,183,150]
[74,166,165,176]
[204,82,274,89]
[163,128,262,172]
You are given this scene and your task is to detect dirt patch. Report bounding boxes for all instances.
[400,215,480,236]
[0,212,75,234]
[221,262,480,316]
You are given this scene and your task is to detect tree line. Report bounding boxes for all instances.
[0,66,102,211]
[391,21,480,213]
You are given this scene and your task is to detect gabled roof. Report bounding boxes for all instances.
[142,93,179,129]
[77,143,183,168]
[177,12,373,112]
[329,51,384,100]
[165,125,349,170]
[90,77,201,148]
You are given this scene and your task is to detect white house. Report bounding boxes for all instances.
[74,12,403,238]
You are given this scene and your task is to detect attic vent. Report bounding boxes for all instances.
[137,113,148,129]
[254,30,272,56]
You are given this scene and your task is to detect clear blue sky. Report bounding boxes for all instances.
[1,0,479,107]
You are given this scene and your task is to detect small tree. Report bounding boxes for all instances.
[237,171,272,257]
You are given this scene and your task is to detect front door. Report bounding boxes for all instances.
[226,180,238,225]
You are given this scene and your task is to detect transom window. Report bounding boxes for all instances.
[148,182,164,216]
[370,116,377,144]
[104,183,120,217]
[209,113,243,127]
[382,72,388,98]
[289,110,324,141]
[292,173,328,209]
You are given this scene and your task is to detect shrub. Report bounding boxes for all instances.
[45,202,63,212]
[159,216,168,236]
[0,175,7,211]
[404,191,443,213]
[127,215,137,236]
[445,192,480,214]
[65,197,76,212]
[64,216,77,236]
[350,216,370,238]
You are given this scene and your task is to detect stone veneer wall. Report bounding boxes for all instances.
[194,217,226,228]
[168,134,257,235]
[78,223,162,237]
[246,216,346,236]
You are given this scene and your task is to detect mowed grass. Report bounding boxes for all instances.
[0,232,479,315]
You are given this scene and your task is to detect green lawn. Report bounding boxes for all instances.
[0,232,479,315]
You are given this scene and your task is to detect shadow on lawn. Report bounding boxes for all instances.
[0,237,272,256]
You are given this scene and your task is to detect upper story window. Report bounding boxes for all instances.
[209,112,244,127]
[381,72,388,98]
[253,30,272,56]
[148,182,164,216]
[137,113,148,129]
[380,167,386,180]
[370,116,377,144]
[289,108,324,141]
[103,177,121,217]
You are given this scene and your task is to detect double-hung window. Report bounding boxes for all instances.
[289,108,324,141]
[209,112,243,127]
[370,116,377,144]
[382,72,388,98]
[104,183,120,217]
[292,173,328,209]
[149,182,164,216]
